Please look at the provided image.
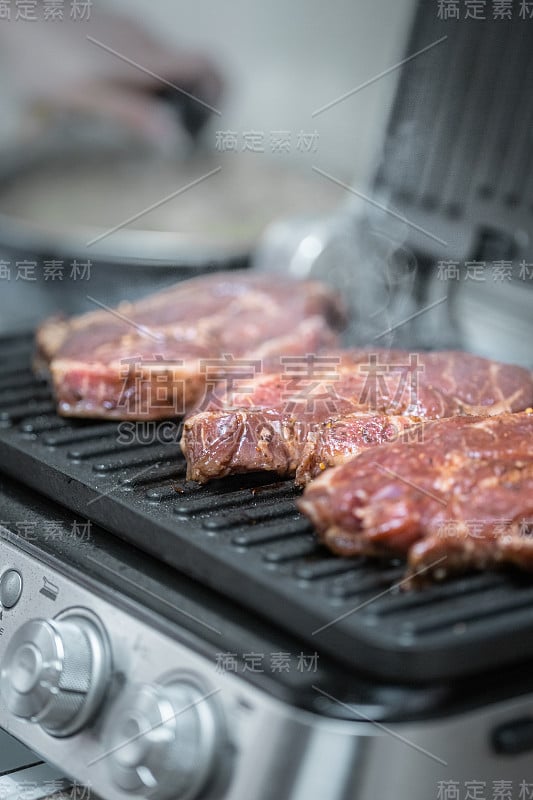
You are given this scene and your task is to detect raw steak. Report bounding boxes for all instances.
[181,350,533,484]
[298,411,533,584]
[35,271,345,420]
[183,408,422,485]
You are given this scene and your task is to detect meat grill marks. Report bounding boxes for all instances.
[181,349,533,485]
[298,412,533,584]
[35,272,345,420]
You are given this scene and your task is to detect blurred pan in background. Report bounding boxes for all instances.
[0,122,341,334]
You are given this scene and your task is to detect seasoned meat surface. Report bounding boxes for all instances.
[298,412,533,584]
[35,271,345,420]
[193,348,533,417]
[183,409,422,485]
[182,350,533,484]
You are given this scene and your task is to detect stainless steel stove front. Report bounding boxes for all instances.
[1,528,532,800]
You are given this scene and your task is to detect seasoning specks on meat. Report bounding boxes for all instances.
[182,349,533,484]
[298,411,533,585]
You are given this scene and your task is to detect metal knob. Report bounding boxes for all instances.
[0,615,110,737]
[106,681,219,800]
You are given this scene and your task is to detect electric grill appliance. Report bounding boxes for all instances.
[1,4,533,800]
[1,336,533,799]
[372,7,533,366]
[263,8,533,365]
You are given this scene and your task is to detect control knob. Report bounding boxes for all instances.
[105,680,220,800]
[0,614,111,737]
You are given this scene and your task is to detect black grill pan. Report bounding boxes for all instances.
[1,334,533,683]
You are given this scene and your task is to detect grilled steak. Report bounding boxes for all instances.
[183,409,422,485]
[182,350,533,484]
[36,271,345,420]
[298,411,533,584]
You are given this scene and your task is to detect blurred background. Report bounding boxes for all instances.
[0,0,417,338]
[0,0,531,365]
[0,0,415,176]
